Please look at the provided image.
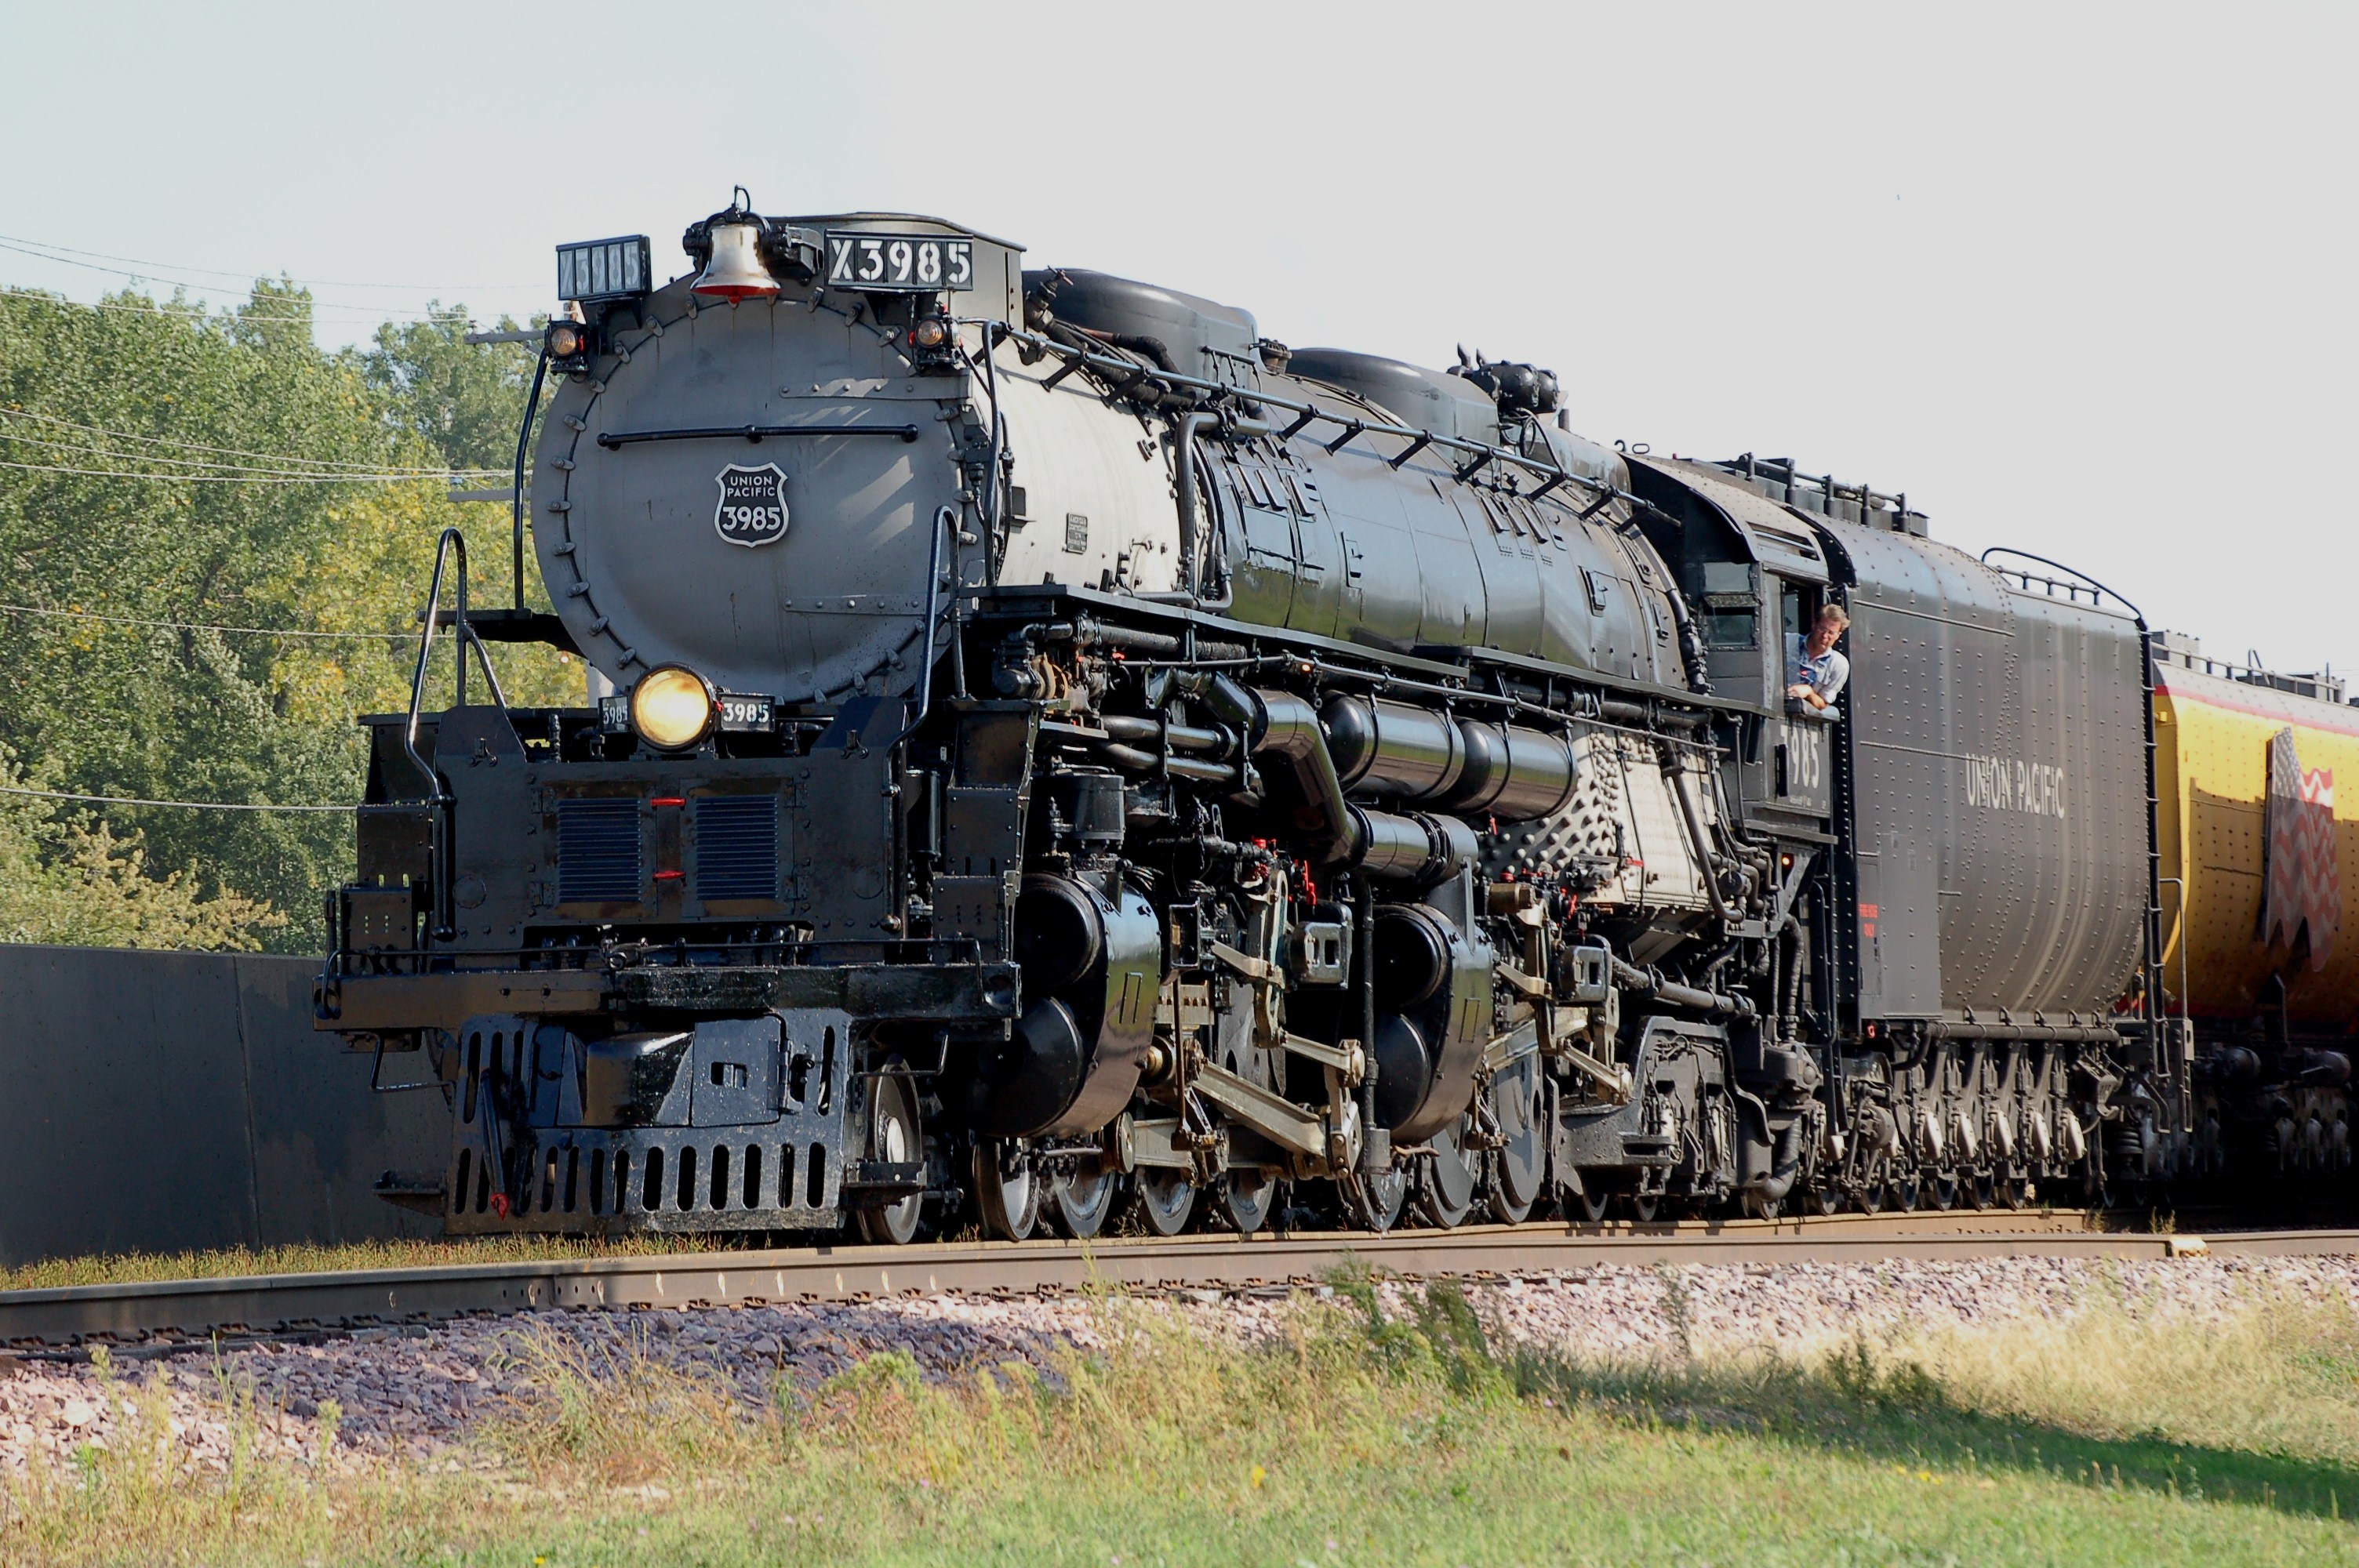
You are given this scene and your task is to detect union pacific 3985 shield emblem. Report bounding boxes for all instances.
[713,462,789,548]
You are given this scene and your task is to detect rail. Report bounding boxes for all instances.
[10,1211,2350,1351]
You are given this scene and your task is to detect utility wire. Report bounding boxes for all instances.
[0,784,353,813]
[0,459,502,486]
[0,238,520,320]
[0,232,536,296]
[0,408,504,477]
[2,285,390,328]
[0,431,505,482]
[0,603,414,641]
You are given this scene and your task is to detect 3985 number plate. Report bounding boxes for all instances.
[825,231,974,292]
[714,694,774,732]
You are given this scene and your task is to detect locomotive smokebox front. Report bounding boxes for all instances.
[534,304,946,706]
[533,213,1001,709]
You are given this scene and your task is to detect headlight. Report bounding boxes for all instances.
[630,666,716,750]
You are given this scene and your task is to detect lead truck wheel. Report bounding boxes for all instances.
[854,1073,925,1246]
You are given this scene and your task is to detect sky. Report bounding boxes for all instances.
[3,1,2352,678]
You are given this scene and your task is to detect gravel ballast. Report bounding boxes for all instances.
[2,1254,2353,1476]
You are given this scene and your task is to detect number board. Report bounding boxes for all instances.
[825,231,975,292]
[714,693,774,733]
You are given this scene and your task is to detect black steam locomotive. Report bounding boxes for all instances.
[315,194,2205,1241]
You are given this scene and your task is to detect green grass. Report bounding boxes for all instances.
[7,1269,2358,1565]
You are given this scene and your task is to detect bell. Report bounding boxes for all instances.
[692,221,779,303]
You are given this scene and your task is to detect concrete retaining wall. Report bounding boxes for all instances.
[0,946,442,1267]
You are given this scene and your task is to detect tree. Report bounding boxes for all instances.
[0,750,281,949]
[363,306,543,475]
[0,282,575,950]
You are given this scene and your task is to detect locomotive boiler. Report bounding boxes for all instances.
[313,194,2344,1241]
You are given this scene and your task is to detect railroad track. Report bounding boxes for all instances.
[4,1210,2353,1352]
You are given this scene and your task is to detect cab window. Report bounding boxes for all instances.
[1780,582,1811,669]
[1704,605,1756,647]
[1699,560,1757,648]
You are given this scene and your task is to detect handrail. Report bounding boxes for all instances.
[965,319,1648,517]
[402,528,512,792]
[596,423,920,449]
[510,347,548,612]
[1979,546,2144,621]
[403,528,511,942]
[1732,452,1909,517]
[874,505,956,753]
[2157,876,2192,1026]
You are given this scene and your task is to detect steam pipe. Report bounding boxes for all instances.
[1248,689,1361,865]
[1172,412,1215,602]
[1752,1114,1804,1203]
[1923,1020,2125,1044]
[1356,873,1382,1177]
[1659,742,1741,923]
[1099,714,1234,757]
[1778,918,1803,1043]
[1609,955,1756,1020]
[1089,739,1239,786]
[1656,577,1712,695]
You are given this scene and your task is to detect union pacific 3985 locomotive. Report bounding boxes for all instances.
[314,194,2353,1240]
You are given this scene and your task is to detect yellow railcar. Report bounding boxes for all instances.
[2154,663,2357,1030]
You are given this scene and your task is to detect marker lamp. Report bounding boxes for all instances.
[630,666,716,750]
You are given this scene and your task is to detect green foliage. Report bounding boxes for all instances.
[1325,1263,1510,1400]
[363,306,543,474]
[0,748,281,949]
[0,284,577,949]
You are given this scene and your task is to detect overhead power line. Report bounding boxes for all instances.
[2,285,390,328]
[0,408,500,477]
[0,784,353,814]
[0,231,536,295]
[0,459,492,486]
[0,603,413,641]
[0,240,432,321]
[0,432,503,483]
[0,237,540,318]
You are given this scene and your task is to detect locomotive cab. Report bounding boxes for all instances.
[1627,456,1839,833]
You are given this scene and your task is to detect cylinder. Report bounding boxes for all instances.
[1321,695,1466,800]
[1351,808,1478,886]
[1442,720,1579,822]
[1372,903,1455,1011]
[1014,877,1104,992]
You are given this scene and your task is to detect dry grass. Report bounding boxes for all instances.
[1910,1278,2359,1468]
[5,1272,2358,1565]
[0,1234,727,1294]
